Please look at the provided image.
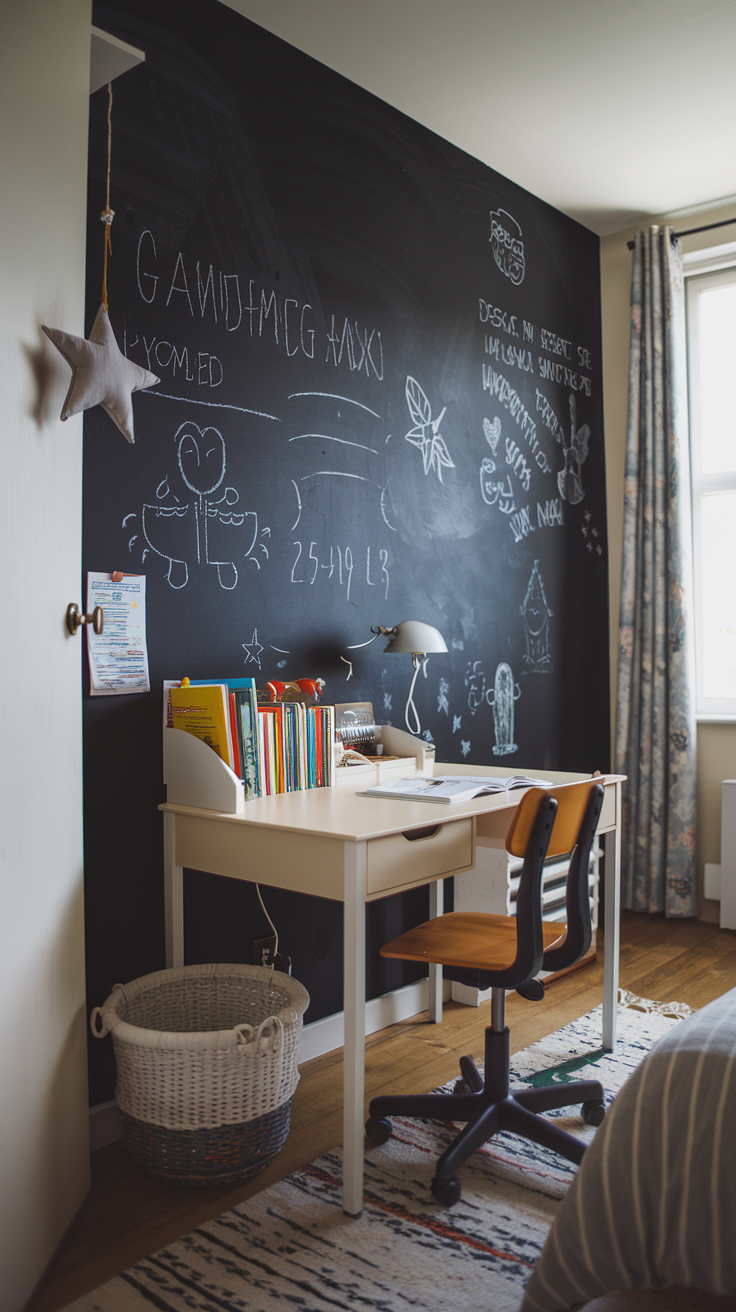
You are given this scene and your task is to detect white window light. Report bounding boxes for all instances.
[685,259,736,719]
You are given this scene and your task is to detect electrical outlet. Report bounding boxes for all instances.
[253,934,277,968]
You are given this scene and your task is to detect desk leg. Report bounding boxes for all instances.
[428,878,443,1023]
[602,787,622,1050]
[163,812,184,969]
[342,839,366,1216]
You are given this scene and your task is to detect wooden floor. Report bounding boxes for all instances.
[27,911,736,1312]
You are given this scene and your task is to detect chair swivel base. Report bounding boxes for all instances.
[366,1025,605,1206]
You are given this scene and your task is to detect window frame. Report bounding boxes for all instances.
[684,251,736,720]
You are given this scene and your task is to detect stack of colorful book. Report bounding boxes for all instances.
[168,678,334,799]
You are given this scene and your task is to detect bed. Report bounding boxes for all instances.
[520,988,736,1311]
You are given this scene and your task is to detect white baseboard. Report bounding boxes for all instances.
[89,976,451,1150]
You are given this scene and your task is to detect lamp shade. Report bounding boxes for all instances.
[382,620,448,656]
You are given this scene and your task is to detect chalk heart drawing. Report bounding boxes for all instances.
[521,559,553,672]
[404,376,455,482]
[557,393,590,506]
[487,662,521,756]
[490,209,525,285]
[483,415,501,455]
[134,421,266,590]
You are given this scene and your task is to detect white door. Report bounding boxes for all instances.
[0,4,92,1309]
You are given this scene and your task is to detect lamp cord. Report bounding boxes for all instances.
[404,658,422,735]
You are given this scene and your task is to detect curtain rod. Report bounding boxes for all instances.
[626,216,736,251]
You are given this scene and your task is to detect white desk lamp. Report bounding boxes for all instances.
[371,620,448,735]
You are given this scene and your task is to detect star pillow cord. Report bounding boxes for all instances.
[43,82,159,444]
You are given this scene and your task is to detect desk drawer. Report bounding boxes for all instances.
[366,818,474,896]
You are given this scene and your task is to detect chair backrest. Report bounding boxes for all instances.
[502,780,605,988]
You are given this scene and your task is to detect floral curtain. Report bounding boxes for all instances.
[615,226,697,916]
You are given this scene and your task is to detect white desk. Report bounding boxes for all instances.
[160,765,623,1215]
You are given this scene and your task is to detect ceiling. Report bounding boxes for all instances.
[224,0,736,235]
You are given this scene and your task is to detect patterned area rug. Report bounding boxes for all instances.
[65,997,690,1312]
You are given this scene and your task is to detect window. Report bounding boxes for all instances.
[686,258,736,717]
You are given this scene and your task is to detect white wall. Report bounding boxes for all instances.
[601,202,736,920]
[0,2,92,1307]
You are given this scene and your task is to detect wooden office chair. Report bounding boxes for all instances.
[365,780,606,1206]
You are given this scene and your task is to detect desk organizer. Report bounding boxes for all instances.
[164,722,433,811]
[90,962,309,1187]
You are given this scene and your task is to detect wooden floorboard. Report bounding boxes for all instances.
[25,912,736,1312]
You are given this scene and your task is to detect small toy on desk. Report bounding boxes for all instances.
[266,678,325,704]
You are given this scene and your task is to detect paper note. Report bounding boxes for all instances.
[86,573,150,696]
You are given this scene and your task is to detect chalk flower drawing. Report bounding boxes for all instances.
[404,376,455,482]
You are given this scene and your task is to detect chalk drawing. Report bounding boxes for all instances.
[136,421,264,590]
[242,629,264,669]
[288,392,381,418]
[480,466,516,513]
[487,663,521,755]
[460,739,471,757]
[521,560,553,672]
[437,679,450,715]
[464,660,487,715]
[404,376,455,482]
[453,714,462,733]
[483,415,501,455]
[489,209,525,285]
[423,730,434,742]
[383,693,392,712]
[557,394,590,505]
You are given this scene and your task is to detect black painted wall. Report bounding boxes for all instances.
[84,0,609,1104]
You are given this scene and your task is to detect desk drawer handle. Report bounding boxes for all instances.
[402,825,440,842]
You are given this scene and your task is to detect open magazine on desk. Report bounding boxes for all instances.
[357,773,552,805]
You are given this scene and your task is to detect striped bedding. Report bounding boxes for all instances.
[521,988,736,1311]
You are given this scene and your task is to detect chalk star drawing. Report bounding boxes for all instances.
[438,678,450,715]
[383,693,392,712]
[242,629,264,668]
[404,376,455,482]
[487,662,521,756]
[460,739,471,757]
[453,714,462,733]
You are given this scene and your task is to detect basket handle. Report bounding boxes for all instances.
[89,1006,109,1038]
[234,1016,284,1055]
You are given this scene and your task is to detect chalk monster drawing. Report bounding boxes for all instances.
[404,376,455,482]
[520,560,553,671]
[489,209,525,285]
[126,421,268,589]
[487,662,521,755]
[557,394,590,506]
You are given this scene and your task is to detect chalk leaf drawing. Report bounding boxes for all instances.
[404,376,455,482]
[489,209,525,285]
[521,560,553,672]
[483,415,501,455]
[557,394,590,506]
[486,662,521,756]
[136,421,265,590]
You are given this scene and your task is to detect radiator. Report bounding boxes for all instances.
[720,780,736,930]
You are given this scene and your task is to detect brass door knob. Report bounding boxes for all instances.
[66,603,104,636]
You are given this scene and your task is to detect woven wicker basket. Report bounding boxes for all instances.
[91,963,309,1187]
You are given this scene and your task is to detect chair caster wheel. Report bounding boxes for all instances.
[365,1116,392,1146]
[452,1077,471,1095]
[431,1174,462,1207]
[582,1099,605,1127]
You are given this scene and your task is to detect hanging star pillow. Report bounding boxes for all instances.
[42,303,159,444]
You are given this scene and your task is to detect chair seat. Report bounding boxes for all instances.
[379,911,566,973]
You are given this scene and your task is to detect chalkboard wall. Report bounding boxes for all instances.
[84,0,609,1104]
